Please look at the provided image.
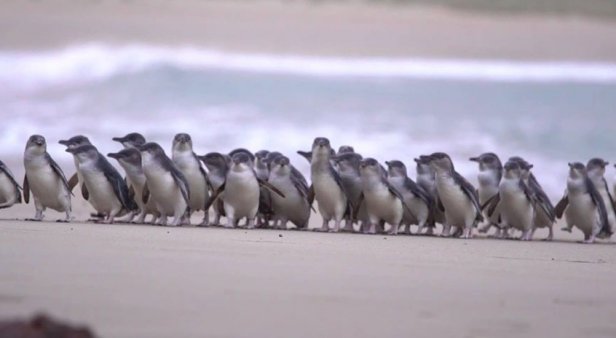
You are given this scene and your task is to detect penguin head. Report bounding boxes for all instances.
[59,135,91,149]
[385,160,408,178]
[470,153,502,172]
[428,152,454,173]
[311,137,333,158]
[66,144,98,163]
[337,145,355,155]
[172,133,193,151]
[568,162,586,179]
[231,152,253,172]
[508,156,533,178]
[25,135,47,153]
[138,142,166,162]
[228,148,254,166]
[113,133,146,149]
[359,158,382,177]
[503,160,523,179]
[586,158,609,177]
[334,153,363,173]
[270,156,291,176]
[414,156,433,175]
[199,152,229,173]
[108,148,141,167]
[264,151,283,170]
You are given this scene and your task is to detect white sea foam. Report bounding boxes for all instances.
[2,44,616,92]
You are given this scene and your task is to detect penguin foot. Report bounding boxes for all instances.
[561,227,572,233]
[25,218,42,222]
[542,236,553,241]
[55,219,69,223]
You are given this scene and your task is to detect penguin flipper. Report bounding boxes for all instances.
[68,173,79,192]
[453,171,483,221]
[602,178,616,223]
[100,156,134,210]
[554,195,568,219]
[257,179,285,198]
[23,175,29,204]
[142,183,150,205]
[46,153,70,192]
[481,194,498,211]
[486,194,501,218]
[296,150,312,163]
[352,192,364,221]
[385,179,416,220]
[307,184,315,206]
[586,176,610,235]
[81,183,89,201]
[436,196,445,212]
[204,183,225,211]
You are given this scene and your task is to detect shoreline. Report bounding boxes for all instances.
[2,1,616,61]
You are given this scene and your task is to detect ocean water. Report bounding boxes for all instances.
[1,44,616,199]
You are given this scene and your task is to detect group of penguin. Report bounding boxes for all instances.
[0,133,613,244]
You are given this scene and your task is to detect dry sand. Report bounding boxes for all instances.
[1,204,615,338]
[2,0,616,60]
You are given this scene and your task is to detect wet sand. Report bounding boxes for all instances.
[0,208,615,338]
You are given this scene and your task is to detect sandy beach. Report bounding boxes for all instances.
[2,0,616,60]
[1,213,615,338]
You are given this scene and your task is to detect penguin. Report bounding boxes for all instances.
[198,152,230,226]
[204,152,285,229]
[485,160,535,240]
[267,155,311,229]
[425,152,483,238]
[58,135,93,200]
[107,148,159,223]
[414,156,443,235]
[469,153,503,236]
[385,160,433,235]
[357,158,412,235]
[307,137,352,232]
[172,133,211,226]
[139,142,190,226]
[112,133,147,149]
[512,157,556,241]
[255,150,274,227]
[584,158,616,237]
[334,152,366,232]
[0,160,22,209]
[554,162,610,243]
[23,135,72,221]
[66,145,136,223]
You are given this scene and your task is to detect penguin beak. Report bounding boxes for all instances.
[469,157,479,162]
[568,162,573,168]
[107,152,120,159]
[65,147,77,154]
[58,140,69,146]
[603,161,609,167]
[112,136,125,143]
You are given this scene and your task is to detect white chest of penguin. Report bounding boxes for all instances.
[79,161,118,212]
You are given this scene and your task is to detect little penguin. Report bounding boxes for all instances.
[172,133,211,226]
[469,153,503,236]
[139,142,190,226]
[554,162,610,243]
[204,152,285,229]
[425,152,483,239]
[357,158,412,235]
[66,144,136,223]
[23,135,72,221]
[307,137,352,232]
[0,160,22,209]
[267,155,311,229]
[108,148,159,223]
[385,160,433,235]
